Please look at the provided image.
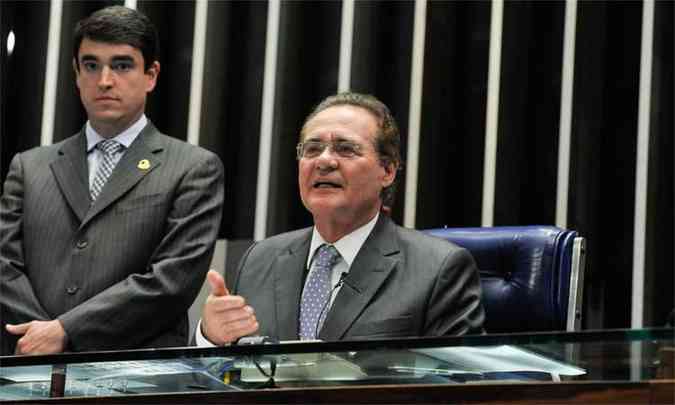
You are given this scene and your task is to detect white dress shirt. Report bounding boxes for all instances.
[304,212,379,310]
[195,213,380,347]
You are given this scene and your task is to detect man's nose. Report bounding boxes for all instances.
[97,66,114,89]
[316,145,338,170]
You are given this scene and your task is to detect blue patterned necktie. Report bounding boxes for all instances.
[299,244,341,340]
[90,140,124,201]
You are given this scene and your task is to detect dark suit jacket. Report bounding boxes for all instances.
[229,215,485,340]
[0,122,224,354]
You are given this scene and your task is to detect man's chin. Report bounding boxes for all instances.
[91,112,135,127]
[306,199,343,216]
[87,110,122,122]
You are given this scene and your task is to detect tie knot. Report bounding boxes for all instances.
[315,244,340,269]
[97,140,124,156]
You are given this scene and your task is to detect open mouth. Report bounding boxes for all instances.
[313,181,342,189]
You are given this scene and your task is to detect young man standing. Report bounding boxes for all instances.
[0,6,224,355]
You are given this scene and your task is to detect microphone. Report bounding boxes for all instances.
[339,273,359,293]
[314,272,348,339]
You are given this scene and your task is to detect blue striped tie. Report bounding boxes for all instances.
[90,140,124,201]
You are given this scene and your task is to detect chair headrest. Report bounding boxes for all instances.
[424,226,578,333]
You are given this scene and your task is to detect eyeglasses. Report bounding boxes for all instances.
[296,140,364,160]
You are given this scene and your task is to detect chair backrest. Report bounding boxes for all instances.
[423,226,585,333]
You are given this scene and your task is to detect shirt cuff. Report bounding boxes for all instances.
[195,319,216,347]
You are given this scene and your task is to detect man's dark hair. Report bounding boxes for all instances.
[301,92,402,208]
[73,6,159,71]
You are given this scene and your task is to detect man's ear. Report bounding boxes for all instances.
[145,61,160,92]
[381,161,397,188]
[73,59,81,89]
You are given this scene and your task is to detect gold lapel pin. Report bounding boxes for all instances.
[137,159,151,170]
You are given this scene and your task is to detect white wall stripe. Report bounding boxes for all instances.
[631,0,654,329]
[630,342,644,382]
[338,0,355,92]
[186,0,208,146]
[124,0,137,10]
[39,0,63,146]
[555,0,577,228]
[481,0,504,227]
[254,0,281,241]
[403,0,427,229]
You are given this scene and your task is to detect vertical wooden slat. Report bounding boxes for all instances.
[254,0,281,241]
[631,0,655,329]
[187,0,208,146]
[40,0,63,146]
[481,0,503,227]
[338,0,354,92]
[403,0,427,228]
[556,0,578,228]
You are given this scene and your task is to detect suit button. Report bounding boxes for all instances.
[76,240,88,249]
[66,286,79,295]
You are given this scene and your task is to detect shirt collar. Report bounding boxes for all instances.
[307,212,380,269]
[86,114,148,152]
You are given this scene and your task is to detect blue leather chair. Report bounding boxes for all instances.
[423,226,586,333]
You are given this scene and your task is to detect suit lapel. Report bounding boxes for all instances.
[50,131,90,222]
[319,216,400,340]
[81,123,163,228]
[274,230,312,340]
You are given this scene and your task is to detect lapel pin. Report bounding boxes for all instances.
[137,159,151,170]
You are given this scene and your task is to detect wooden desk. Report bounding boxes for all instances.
[2,329,673,404]
[27,380,675,404]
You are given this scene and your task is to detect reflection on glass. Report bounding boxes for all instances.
[0,329,673,401]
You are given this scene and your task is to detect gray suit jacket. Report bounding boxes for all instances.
[229,215,485,340]
[0,122,224,354]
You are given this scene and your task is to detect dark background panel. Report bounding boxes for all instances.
[199,0,267,239]
[0,0,672,333]
[350,0,414,224]
[416,1,490,229]
[1,1,50,189]
[53,1,120,143]
[644,0,674,327]
[140,0,195,140]
[493,0,565,226]
[266,1,342,236]
[569,1,642,329]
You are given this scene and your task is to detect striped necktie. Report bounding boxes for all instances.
[90,139,124,201]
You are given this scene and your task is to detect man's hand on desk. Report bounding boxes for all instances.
[6,319,67,355]
[202,270,259,345]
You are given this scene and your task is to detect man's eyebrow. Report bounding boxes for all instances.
[304,133,350,142]
[110,55,135,63]
[328,134,351,142]
[78,55,135,63]
[79,54,99,62]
